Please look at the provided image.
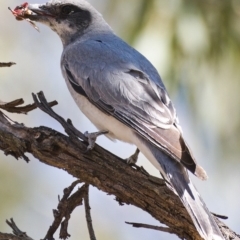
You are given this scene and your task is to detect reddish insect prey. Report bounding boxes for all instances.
[8,2,39,31]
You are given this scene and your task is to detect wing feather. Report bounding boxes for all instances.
[62,36,206,179]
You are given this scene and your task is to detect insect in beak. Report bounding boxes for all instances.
[8,2,39,32]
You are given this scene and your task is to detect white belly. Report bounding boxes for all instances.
[67,83,163,174]
[70,90,135,144]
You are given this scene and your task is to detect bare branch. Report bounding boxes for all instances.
[32,91,86,140]
[84,185,97,240]
[0,219,34,240]
[212,213,228,220]
[0,98,58,114]
[0,93,239,240]
[0,62,16,67]
[44,181,87,240]
[125,222,181,237]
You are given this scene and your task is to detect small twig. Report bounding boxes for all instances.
[0,62,16,67]
[84,185,97,240]
[67,118,88,141]
[5,218,33,240]
[32,91,86,141]
[44,181,88,240]
[125,222,181,236]
[212,212,228,220]
[0,98,58,114]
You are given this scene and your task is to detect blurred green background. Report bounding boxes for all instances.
[1,0,240,239]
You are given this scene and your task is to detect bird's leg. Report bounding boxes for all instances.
[125,149,149,176]
[84,130,108,152]
[126,148,140,165]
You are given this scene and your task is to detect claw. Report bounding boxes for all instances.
[84,130,108,152]
[126,148,140,165]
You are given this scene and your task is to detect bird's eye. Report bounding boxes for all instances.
[61,5,74,15]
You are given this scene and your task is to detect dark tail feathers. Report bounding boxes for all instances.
[146,141,224,240]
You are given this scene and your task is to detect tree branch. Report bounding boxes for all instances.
[125,222,180,236]
[0,98,58,114]
[84,184,97,240]
[0,62,16,67]
[44,180,86,240]
[0,93,239,240]
[0,218,33,240]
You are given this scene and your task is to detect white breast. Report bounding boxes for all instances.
[67,84,135,144]
[66,81,164,174]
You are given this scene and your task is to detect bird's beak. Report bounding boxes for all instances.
[27,3,55,21]
[9,2,55,31]
[9,2,54,21]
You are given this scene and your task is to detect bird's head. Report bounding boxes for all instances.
[26,0,111,46]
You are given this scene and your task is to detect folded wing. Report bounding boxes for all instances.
[62,36,207,180]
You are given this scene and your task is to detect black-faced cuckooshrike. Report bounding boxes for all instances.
[17,1,224,239]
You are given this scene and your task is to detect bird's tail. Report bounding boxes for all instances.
[136,137,224,240]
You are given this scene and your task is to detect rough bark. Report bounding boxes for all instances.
[0,95,239,240]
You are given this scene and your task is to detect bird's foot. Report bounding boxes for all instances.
[84,130,108,152]
[125,148,140,165]
[125,149,149,176]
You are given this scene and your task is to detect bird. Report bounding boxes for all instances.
[21,1,224,239]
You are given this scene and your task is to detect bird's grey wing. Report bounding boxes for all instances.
[62,38,205,179]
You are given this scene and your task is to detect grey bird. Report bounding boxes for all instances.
[23,0,223,239]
